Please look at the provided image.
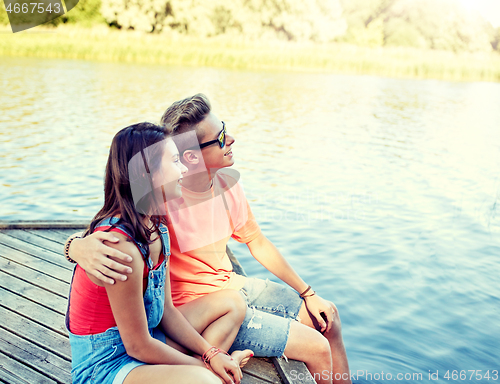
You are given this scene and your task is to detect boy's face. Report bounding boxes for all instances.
[197,112,235,170]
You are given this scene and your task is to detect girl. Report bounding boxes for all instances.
[66,122,252,384]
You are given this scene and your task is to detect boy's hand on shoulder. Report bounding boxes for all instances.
[73,231,134,285]
[304,294,337,333]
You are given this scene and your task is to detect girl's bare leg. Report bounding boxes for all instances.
[160,289,252,372]
[177,289,247,352]
[162,335,253,368]
[124,365,220,384]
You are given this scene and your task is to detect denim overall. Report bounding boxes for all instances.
[66,217,170,384]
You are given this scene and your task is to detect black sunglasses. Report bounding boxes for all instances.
[198,121,226,149]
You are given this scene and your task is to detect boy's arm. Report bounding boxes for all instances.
[65,232,133,285]
[246,232,335,333]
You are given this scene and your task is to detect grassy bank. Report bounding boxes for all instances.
[1,26,500,82]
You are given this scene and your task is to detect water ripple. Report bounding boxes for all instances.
[2,57,500,378]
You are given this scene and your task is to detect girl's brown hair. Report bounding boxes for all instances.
[84,122,168,254]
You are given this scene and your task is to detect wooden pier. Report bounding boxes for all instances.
[0,221,309,384]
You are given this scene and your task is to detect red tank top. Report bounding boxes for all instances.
[68,226,164,335]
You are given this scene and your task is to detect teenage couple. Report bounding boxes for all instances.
[64,94,351,384]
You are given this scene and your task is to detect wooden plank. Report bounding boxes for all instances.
[0,328,70,383]
[0,223,307,384]
[242,357,282,383]
[273,357,312,384]
[24,230,69,245]
[44,230,72,244]
[0,368,31,384]
[0,221,88,230]
[0,271,67,314]
[0,352,57,384]
[0,307,70,360]
[49,229,83,238]
[242,373,276,384]
[0,244,73,283]
[0,368,29,384]
[0,288,67,337]
[0,233,72,271]
[2,230,66,259]
[0,359,280,384]
[0,257,69,298]
[0,367,29,384]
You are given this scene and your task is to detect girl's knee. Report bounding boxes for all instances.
[199,370,221,384]
[187,366,220,384]
[224,289,247,323]
[298,331,331,366]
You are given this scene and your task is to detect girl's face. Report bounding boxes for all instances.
[154,138,188,201]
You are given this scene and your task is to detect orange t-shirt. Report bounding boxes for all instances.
[166,169,261,306]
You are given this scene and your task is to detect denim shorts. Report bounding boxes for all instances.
[69,327,166,384]
[228,277,304,358]
[68,218,170,384]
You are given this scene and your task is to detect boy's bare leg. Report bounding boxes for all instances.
[289,301,351,384]
[282,320,333,384]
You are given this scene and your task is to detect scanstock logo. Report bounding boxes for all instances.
[4,0,79,32]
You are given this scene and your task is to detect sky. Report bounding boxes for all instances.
[458,0,500,27]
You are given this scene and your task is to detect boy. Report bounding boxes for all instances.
[66,94,351,384]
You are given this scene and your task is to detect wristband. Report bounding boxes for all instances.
[202,347,229,368]
[302,291,316,298]
[64,235,81,264]
[299,285,312,298]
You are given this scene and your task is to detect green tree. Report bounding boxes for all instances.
[386,0,493,52]
[489,26,500,52]
[46,0,105,27]
[62,0,105,25]
[384,18,427,48]
[345,17,384,47]
[340,0,494,52]
[240,0,346,41]
[100,0,347,40]
[340,0,395,28]
[0,1,9,25]
[339,0,395,46]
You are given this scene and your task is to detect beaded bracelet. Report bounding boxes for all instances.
[64,235,81,264]
[202,347,229,369]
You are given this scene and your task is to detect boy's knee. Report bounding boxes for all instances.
[325,301,342,333]
[310,332,331,361]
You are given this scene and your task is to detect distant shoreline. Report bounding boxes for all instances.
[1,26,499,82]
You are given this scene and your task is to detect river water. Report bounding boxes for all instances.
[1,56,499,383]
